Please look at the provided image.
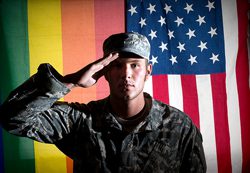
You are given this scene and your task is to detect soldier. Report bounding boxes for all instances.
[0,32,206,172]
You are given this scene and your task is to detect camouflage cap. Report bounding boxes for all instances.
[103,32,150,60]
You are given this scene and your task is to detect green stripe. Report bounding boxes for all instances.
[0,0,35,173]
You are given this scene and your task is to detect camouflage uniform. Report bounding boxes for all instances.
[0,64,206,173]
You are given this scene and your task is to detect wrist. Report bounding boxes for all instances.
[62,74,76,89]
[64,83,76,89]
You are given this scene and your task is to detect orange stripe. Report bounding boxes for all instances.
[62,0,96,103]
[61,0,96,172]
[94,0,125,99]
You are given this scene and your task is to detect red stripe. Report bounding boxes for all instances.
[94,0,125,100]
[210,74,232,173]
[236,0,250,172]
[181,75,200,128]
[152,75,169,104]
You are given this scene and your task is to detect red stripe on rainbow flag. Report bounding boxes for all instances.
[94,0,125,100]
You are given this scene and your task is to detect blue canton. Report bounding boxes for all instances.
[126,0,225,75]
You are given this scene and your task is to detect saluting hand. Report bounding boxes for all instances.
[63,53,119,89]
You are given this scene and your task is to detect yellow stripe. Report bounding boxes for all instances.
[28,0,67,173]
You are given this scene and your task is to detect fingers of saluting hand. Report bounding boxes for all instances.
[90,53,119,73]
[98,53,119,67]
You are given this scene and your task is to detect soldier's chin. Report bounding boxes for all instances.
[122,94,131,101]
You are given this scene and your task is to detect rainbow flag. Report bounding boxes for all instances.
[0,0,249,173]
[0,0,124,173]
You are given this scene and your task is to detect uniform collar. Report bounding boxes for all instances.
[100,93,168,133]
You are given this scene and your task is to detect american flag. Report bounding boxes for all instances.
[126,0,250,173]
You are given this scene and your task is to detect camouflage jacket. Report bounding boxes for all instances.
[0,64,206,173]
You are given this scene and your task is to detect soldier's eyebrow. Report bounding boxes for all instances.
[126,59,143,63]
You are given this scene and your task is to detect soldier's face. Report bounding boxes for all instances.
[105,56,152,101]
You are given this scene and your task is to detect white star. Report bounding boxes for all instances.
[164,3,172,14]
[210,53,219,63]
[198,41,208,52]
[177,42,186,52]
[168,30,175,40]
[139,18,146,28]
[184,3,194,14]
[128,5,137,16]
[186,29,196,39]
[147,3,156,14]
[188,55,198,65]
[149,30,157,40]
[206,1,215,11]
[196,15,206,26]
[175,16,184,27]
[159,42,168,52]
[158,16,166,26]
[208,27,217,37]
[170,55,178,65]
[150,56,158,65]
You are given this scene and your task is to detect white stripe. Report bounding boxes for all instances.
[221,0,243,172]
[168,75,183,111]
[196,75,218,173]
[144,75,153,96]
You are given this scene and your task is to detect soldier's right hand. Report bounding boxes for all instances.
[63,53,119,89]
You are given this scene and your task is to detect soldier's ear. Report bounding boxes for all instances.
[145,64,152,80]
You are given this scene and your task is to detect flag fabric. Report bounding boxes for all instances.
[126,0,250,173]
[127,0,225,75]
[0,0,249,173]
[0,0,124,173]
